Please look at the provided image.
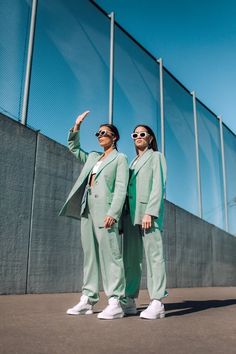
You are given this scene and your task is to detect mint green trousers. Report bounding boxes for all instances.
[80,191,125,304]
[123,214,167,301]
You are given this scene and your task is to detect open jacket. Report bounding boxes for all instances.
[127,148,167,230]
[59,130,129,227]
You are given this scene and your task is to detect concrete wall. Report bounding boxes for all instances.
[26,134,84,293]
[1,114,236,294]
[0,114,84,294]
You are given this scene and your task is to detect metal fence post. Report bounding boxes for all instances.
[157,58,165,155]
[21,0,38,126]
[192,91,202,218]
[108,12,115,124]
[219,115,229,232]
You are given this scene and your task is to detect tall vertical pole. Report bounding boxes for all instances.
[21,0,38,125]
[108,12,115,124]
[157,58,165,155]
[219,115,229,232]
[192,91,202,218]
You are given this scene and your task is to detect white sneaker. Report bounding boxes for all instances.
[140,300,165,320]
[97,297,124,320]
[123,298,138,315]
[66,295,93,315]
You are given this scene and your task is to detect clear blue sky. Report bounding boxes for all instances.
[95,0,236,135]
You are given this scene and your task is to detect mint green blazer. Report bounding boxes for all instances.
[127,149,167,230]
[59,131,129,227]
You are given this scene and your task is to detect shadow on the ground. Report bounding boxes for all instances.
[138,299,236,317]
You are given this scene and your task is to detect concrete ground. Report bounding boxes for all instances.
[0,287,236,354]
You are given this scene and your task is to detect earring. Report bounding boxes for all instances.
[112,140,116,149]
[148,138,153,149]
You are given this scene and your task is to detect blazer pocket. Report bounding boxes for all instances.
[138,196,149,203]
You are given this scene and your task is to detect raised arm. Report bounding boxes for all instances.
[68,110,90,163]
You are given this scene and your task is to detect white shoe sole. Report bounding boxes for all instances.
[66,309,93,315]
[140,311,165,320]
[97,312,124,320]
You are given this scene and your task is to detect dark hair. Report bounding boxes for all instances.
[133,124,158,152]
[99,123,120,150]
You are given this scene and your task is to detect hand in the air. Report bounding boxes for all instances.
[73,110,90,131]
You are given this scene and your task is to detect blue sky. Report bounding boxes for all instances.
[1,0,234,232]
[95,0,236,135]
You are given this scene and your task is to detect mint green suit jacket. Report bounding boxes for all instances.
[127,149,167,230]
[59,131,129,227]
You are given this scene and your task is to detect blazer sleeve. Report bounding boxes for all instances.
[145,152,167,217]
[67,130,89,163]
[107,154,129,221]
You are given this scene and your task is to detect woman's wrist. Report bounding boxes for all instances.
[73,123,81,132]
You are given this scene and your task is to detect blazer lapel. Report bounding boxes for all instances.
[67,153,101,198]
[130,149,153,180]
[81,153,101,180]
[129,155,138,168]
[95,149,118,179]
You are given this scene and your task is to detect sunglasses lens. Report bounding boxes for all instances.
[140,132,146,138]
[131,133,138,139]
[95,130,105,138]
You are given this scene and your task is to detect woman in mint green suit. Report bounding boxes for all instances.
[123,124,167,320]
[60,111,129,320]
